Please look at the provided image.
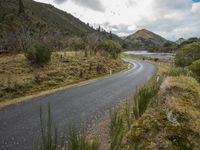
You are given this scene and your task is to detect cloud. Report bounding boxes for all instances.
[53,0,66,4]
[53,0,105,12]
[35,0,200,40]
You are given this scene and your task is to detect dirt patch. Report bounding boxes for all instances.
[87,116,111,150]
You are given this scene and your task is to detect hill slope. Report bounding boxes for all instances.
[125,29,172,50]
[0,0,122,51]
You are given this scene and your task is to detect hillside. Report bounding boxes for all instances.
[176,38,186,45]
[0,0,123,52]
[125,29,173,50]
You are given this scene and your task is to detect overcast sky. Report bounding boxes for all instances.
[34,0,200,41]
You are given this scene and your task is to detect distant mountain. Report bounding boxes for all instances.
[124,29,173,50]
[176,38,186,45]
[0,0,123,51]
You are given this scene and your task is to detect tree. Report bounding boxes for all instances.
[189,59,200,81]
[18,0,25,15]
[97,26,101,32]
[98,39,122,59]
[175,41,200,67]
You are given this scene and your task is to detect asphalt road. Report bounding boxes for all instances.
[0,60,157,150]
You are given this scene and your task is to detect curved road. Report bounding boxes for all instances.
[0,60,157,150]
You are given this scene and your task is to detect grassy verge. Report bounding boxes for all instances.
[87,54,200,149]
[0,51,127,107]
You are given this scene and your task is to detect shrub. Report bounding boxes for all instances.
[175,41,200,67]
[98,40,122,59]
[189,59,200,81]
[25,45,52,65]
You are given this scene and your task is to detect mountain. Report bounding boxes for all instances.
[124,29,173,50]
[0,0,123,51]
[176,38,186,45]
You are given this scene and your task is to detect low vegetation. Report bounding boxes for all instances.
[39,104,99,150]
[98,40,122,59]
[25,45,52,66]
[175,41,200,67]
[87,41,200,149]
[125,76,200,149]
[189,59,200,81]
[0,51,127,103]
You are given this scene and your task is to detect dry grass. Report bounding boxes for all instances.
[125,76,200,149]
[0,51,127,104]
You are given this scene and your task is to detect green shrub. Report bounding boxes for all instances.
[175,42,200,67]
[189,59,200,81]
[25,45,52,65]
[98,40,122,59]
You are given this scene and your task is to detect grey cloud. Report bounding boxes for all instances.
[154,0,192,12]
[53,0,105,12]
[53,0,67,4]
[100,22,135,35]
[138,8,200,40]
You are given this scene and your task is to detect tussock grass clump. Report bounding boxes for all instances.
[39,104,65,150]
[166,66,193,77]
[38,104,99,150]
[133,79,161,119]
[110,110,125,150]
[68,128,99,150]
[109,78,162,150]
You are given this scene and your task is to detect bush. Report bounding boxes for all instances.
[189,59,200,81]
[25,45,52,65]
[175,42,200,67]
[98,40,122,59]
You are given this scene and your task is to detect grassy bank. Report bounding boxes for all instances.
[0,51,127,105]
[125,76,200,149]
[86,54,200,149]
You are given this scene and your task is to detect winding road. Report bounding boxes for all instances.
[0,60,157,150]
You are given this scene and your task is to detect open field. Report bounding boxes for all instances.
[0,51,127,104]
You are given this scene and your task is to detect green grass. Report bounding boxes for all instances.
[38,104,99,150]
[133,78,161,119]
[68,127,99,150]
[109,78,162,150]
[39,104,65,150]
[110,110,125,150]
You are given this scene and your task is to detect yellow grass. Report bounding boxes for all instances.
[0,51,127,107]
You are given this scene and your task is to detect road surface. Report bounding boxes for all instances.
[0,60,157,150]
